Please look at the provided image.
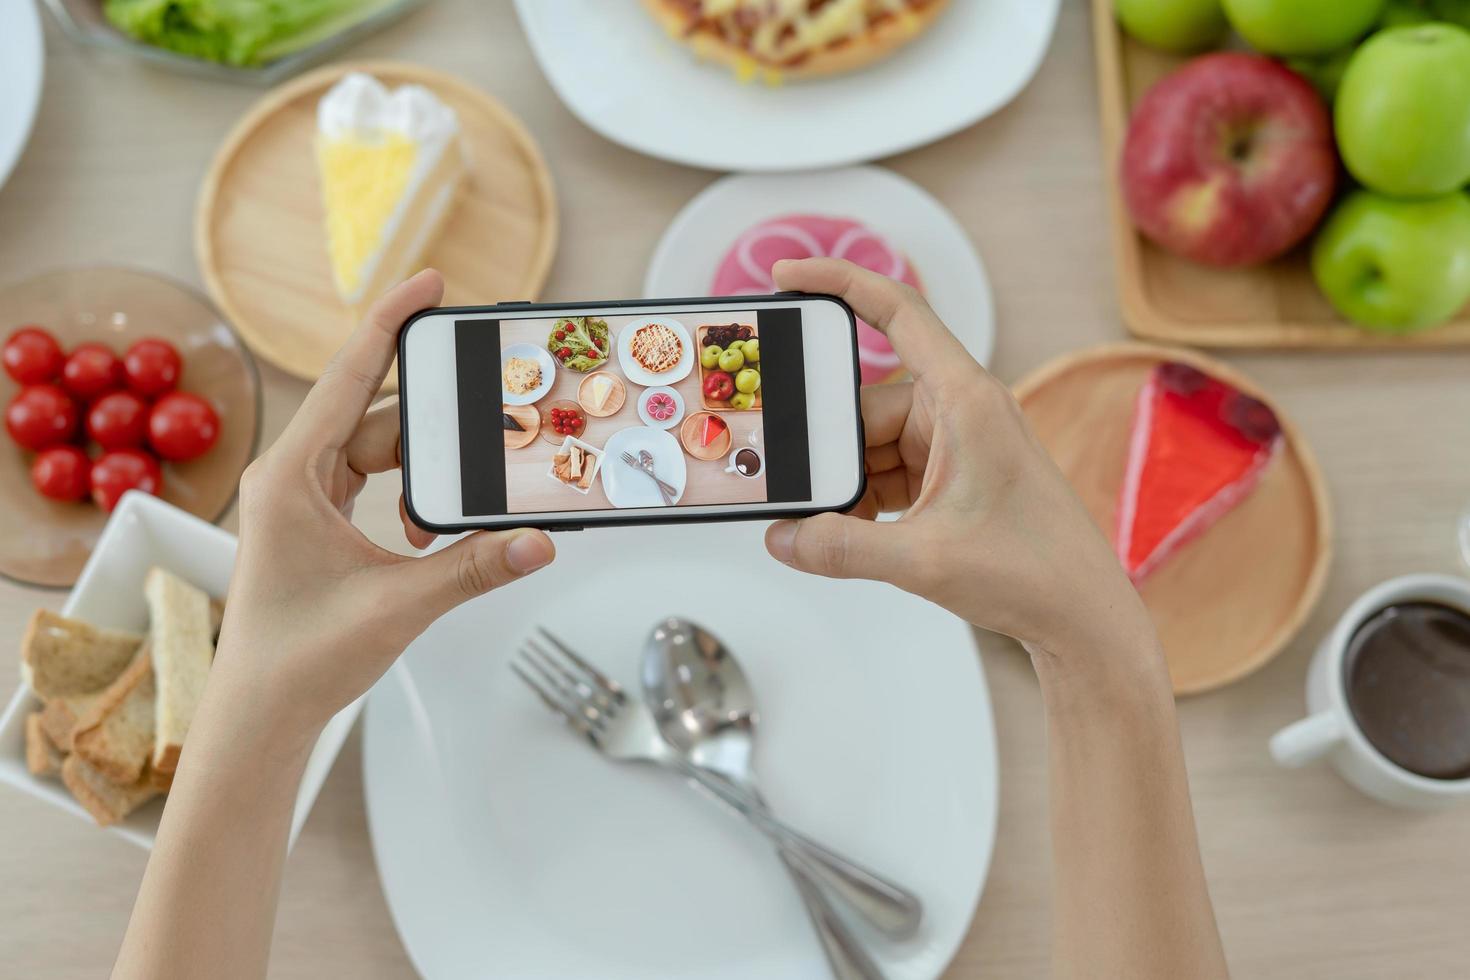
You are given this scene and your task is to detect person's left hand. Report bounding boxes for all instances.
[209,270,555,737]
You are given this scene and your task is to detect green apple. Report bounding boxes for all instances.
[1288,45,1355,100]
[742,337,759,363]
[729,392,756,411]
[728,339,746,353]
[700,344,722,370]
[734,367,761,394]
[1311,190,1470,331]
[1335,24,1470,197]
[717,347,744,372]
[1116,0,1228,52]
[1223,0,1385,55]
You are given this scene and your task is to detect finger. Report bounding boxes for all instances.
[344,398,403,476]
[866,468,914,514]
[773,258,971,383]
[765,512,919,587]
[865,442,901,476]
[292,269,444,450]
[860,381,913,448]
[400,494,436,551]
[399,527,555,619]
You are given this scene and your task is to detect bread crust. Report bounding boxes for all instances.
[25,713,63,777]
[72,647,156,786]
[642,0,951,80]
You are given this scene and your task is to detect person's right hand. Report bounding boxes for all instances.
[764,258,1157,669]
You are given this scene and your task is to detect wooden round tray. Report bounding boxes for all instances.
[1013,344,1332,695]
[501,403,539,450]
[196,61,558,390]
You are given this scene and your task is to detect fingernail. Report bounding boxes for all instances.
[507,533,554,574]
[767,521,797,564]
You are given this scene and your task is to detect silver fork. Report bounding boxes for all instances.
[619,450,676,504]
[512,629,910,969]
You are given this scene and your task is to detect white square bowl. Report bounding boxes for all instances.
[0,491,363,849]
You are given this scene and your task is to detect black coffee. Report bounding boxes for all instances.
[735,448,761,476]
[1344,601,1470,780]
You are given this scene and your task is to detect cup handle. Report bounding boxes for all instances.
[1269,712,1344,768]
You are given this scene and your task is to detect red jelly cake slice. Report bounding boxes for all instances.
[1115,362,1282,583]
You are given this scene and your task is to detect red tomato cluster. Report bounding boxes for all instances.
[548,406,584,437]
[3,326,220,511]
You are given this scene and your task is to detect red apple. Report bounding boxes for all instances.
[703,370,735,402]
[1121,52,1336,267]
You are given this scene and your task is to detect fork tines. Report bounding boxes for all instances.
[511,627,626,743]
[619,451,641,468]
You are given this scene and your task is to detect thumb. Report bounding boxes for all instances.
[403,528,556,618]
[765,513,914,586]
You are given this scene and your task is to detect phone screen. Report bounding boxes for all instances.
[453,307,814,516]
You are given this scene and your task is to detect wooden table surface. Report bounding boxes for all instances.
[2,2,1468,977]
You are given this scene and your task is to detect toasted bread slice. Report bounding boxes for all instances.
[25,712,63,777]
[38,693,97,753]
[61,755,158,826]
[72,645,155,786]
[20,609,143,699]
[145,568,214,775]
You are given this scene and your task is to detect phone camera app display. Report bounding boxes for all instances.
[454,308,813,517]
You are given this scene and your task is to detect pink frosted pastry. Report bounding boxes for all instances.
[711,214,921,385]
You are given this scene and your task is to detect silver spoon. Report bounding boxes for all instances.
[642,619,923,946]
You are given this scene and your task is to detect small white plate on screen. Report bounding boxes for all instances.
[637,385,685,430]
[646,166,995,369]
[0,0,44,192]
[616,316,695,387]
[512,0,1060,171]
[601,425,687,507]
[363,520,998,979]
[501,343,556,406]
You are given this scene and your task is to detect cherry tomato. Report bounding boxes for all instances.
[3,326,65,385]
[31,445,91,501]
[5,384,79,451]
[62,343,125,401]
[90,449,161,512]
[147,391,219,461]
[86,390,150,450]
[122,338,182,397]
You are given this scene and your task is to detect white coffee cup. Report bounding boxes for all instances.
[1269,573,1470,808]
[725,446,763,479]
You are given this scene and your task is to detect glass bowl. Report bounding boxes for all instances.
[42,0,427,86]
[0,266,261,588]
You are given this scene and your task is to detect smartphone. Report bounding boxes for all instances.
[398,294,865,532]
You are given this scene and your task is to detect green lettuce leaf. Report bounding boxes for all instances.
[103,0,393,67]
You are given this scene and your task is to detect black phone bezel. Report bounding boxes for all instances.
[398,292,867,534]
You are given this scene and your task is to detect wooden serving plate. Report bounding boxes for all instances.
[679,412,732,462]
[1091,0,1470,348]
[501,403,539,450]
[577,371,626,418]
[696,323,762,412]
[1014,344,1332,695]
[196,61,558,389]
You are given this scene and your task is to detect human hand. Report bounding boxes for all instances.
[764,259,1155,669]
[211,271,555,737]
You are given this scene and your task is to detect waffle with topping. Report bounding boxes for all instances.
[629,323,685,374]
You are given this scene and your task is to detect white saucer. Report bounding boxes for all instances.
[512,0,1060,172]
[363,520,998,980]
[636,385,685,430]
[0,0,44,192]
[645,166,995,369]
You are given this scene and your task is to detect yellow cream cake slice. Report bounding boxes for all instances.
[315,73,466,313]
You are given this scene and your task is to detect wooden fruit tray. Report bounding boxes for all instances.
[696,323,762,412]
[1091,0,1470,348]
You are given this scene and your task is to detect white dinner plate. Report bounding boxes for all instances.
[600,425,687,507]
[502,343,556,406]
[363,520,998,979]
[616,316,695,387]
[636,385,685,430]
[0,0,44,192]
[512,0,1060,172]
[646,166,995,369]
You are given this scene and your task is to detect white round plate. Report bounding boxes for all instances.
[646,166,995,369]
[616,316,695,387]
[501,343,556,406]
[636,385,685,430]
[600,425,687,507]
[0,0,44,191]
[512,0,1059,172]
[364,521,998,980]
